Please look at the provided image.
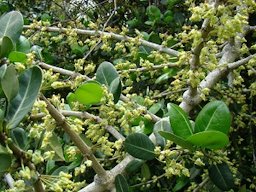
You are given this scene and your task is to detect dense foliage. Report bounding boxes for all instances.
[0,0,255,191]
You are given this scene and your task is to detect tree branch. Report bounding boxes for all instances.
[40,94,110,181]
[23,25,179,57]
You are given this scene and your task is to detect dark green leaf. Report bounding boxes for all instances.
[6,66,42,129]
[173,175,189,192]
[1,64,19,102]
[0,11,23,42]
[10,127,28,150]
[115,174,130,192]
[125,159,144,173]
[194,101,231,134]
[49,133,65,161]
[146,5,161,22]
[8,51,27,63]
[208,163,234,191]
[74,81,103,105]
[153,117,171,147]
[155,68,177,84]
[168,103,193,139]
[51,166,69,175]
[16,35,30,53]
[0,36,14,58]
[109,77,122,103]
[159,131,194,150]
[124,133,155,160]
[46,160,55,174]
[96,61,119,87]
[0,145,12,172]
[186,131,229,149]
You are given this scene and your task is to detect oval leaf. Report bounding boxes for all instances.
[115,174,129,192]
[8,51,27,63]
[0,36,14,58]
[168,103,193,139]
[125,159,144,173]
[49,133,65,161]
[186,131,229,149]
[109,77,122,103]
[74,81,103,105]
[0,64,7,79]
[208,163,234,191]
[1,64,19,102]
[194,101,231,134]
[16,35,30,53]
[6,66,43,129]
[159,131,194,150]
[10,127,28,150]
[124,133,155,160]
[0,11,23,42]
[96,61,119,87]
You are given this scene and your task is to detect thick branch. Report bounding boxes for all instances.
[23,25,179,57]
[40,95,109,180]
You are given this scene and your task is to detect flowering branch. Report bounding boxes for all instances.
[40,95,110,182]
[23,25,179,57]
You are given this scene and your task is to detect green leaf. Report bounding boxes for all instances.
[124,133,155,160]
[6,66,43,129]
[141,163,151,180]
[1,64,19,102]
[155,68,177,84]
[208,163,234,191]
[51,166,69,175]
[96,61,119,87]
[186,131,229,149]
[46,160,55,174]
[0,64,7,79]
[149,103,162,114]
[115,174,130,192]
[74,81,103,105]
[30,45,43,60]
[173,175,189,192]
[16,35,30,53]
[8,51,27,63]
[49,133,65,161]
[10,127,28,150]
[168,103,193,139]
[153,117,171,147]
[0,36,14,58]
[0,11,23,42]
[125,159,144,173]
[146,5,161,22]
[194,101,231,134]
[109,77,122,103]
[0,145,12,172]
[159,131,194,150]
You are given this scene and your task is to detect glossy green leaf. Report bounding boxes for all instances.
[46,160,55,174]
[0,64,7,79]
[0,36,14,58]
[96,61,119,87]
[0,145,12,172]
[159,131,194,150]
[173,176,189,192]
[153,117,172,147]
[74,81,103,105]
[51,166,68,175]
[155,68,177,84]
[146,5,161,22]
[0,11,23,42]
[1,64,19,102]
[168,103,193,139]
[10,127,28,150]
[208,163,234,191]
[30,45,43,60]
[109,77,122,103]
[6,66,42,129]
[194,101,231,134]
[8,51,27,63]
[149,103,162,114]
[115,174,129,192]
[125,159,144,173]
[49,133,65,161]
[16,35,30,53]
[186,131,229,149]
[124,133,155,160]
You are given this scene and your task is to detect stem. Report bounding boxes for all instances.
[23,25,179,57]
[40,94,108,179]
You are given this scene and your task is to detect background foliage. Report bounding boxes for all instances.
[0,0,255,191]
